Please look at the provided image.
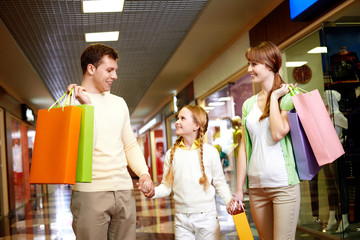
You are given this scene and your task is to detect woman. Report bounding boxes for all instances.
[234,41,300,240]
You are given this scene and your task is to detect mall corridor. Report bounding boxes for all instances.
[2,0,360,239]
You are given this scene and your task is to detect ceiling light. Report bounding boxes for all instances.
[83,0,125,13]
[286,61,308,67]
[208,102,225,106]
[204,106,214,110]
[85,31,119,42]
[307,47,327,54]
[218,97,231,101]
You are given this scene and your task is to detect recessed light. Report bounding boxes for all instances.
[286,61,308,67]
[308,47,327,54]
[83,0,125,13]
[85,31,119,42]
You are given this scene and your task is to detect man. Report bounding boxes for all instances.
[67,43,155,240]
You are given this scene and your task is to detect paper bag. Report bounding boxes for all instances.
[288,109,322,180]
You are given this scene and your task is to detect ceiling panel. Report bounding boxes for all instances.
[0,0,208,113]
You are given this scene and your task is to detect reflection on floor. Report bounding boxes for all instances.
[0,180,254,240]
[1,175,359,239]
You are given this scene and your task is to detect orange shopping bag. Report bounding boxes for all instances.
[29,89,82,184]
[232,196,254,240]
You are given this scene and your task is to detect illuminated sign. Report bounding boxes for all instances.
[289,0,344,21]
[21,104,35,123]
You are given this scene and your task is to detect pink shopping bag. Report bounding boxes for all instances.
[291,89,344,166]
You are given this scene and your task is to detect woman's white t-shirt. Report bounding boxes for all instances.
[246,96,288,188]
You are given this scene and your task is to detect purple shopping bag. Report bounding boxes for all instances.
[288,109,322,180]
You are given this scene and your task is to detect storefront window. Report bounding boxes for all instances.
[152,123,166,183]
[202,83,253,187]
[282,24,360,239]
[11,119,25,209]
[166,113,178,147]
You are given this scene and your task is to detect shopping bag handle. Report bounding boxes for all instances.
[48,88,75,111]
[288,85,308,96]
[232,194,245,214]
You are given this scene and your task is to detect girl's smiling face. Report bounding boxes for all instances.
[175,107,199,138]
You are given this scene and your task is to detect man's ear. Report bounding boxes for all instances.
[87,64,95,75]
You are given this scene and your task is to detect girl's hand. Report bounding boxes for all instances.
[226,194,245,215]
[137,174,155,198]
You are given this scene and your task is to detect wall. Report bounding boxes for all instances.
[194,33,250,99]
[283,31,325,94]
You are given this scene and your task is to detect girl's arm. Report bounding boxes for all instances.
[269,84,291,141]
[211,147,233,205]
[235,126,247,203]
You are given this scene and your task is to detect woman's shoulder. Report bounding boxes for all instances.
[242,94,257,114]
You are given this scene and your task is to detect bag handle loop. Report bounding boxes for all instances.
[232,193,245,214]
[48,88,75,112]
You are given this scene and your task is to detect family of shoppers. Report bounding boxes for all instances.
[68,41,301,240]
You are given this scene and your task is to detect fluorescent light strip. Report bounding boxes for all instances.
[85,31,119,42]
[218,97,231,101]
[286,61,308,67]
[83,0,125,13]
[208,102,225,106]
[308,47,328,54]
[138,118,157,135]
[204,107,214,110]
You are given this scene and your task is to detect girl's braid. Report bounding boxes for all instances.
[198,128,209,191]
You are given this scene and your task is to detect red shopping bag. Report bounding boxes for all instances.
[290,88,344,166]
[30,90,82,184]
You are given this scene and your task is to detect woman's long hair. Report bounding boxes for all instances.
[246,41,285,121]
[163,105,210,191]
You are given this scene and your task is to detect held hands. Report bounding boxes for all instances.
[137,174,155,198]
[67,84,91,105]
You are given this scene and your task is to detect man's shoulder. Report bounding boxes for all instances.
[107,93,127,105]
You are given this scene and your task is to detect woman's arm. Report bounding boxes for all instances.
[269,84,291,141]
[235,126,247,202]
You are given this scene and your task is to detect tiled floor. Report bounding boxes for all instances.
[1,175,359,239]
[0,179,254,240]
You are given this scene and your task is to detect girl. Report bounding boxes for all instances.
[140,105,234,240]
[232,41,300,240]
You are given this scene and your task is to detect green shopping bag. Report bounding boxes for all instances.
[75,104,94,182]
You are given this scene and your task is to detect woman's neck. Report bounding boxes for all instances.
[261,76,275,96]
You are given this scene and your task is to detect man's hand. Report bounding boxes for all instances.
[67,84,91,105]
[137,174,155,198]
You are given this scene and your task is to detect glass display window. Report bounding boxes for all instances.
[152,123,166,183]
[282,23,360,239]
[166,113,178,148]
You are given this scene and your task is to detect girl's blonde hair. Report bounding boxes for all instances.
[164,105,210,191]
[246,41,285,121]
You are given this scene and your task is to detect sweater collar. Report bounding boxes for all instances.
[178,138,200,150]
